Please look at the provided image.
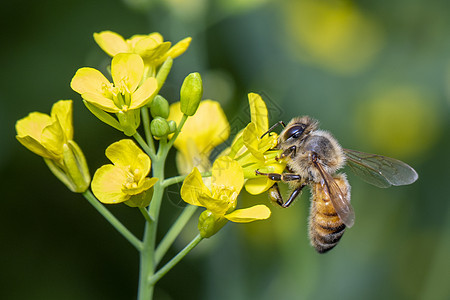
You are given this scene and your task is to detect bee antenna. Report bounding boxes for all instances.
[260,120,285,139]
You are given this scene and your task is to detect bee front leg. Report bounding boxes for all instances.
[256,170,305,207]
[255,170,301,182]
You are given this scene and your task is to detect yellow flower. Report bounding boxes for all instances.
[16,100,73,161]
[227,93,286,195]
[71,53,157,135]
[93,30,191,73]
[168,100,230,174]
[15,100,90,192]
[181,156,271,237]
[91,139,158,204]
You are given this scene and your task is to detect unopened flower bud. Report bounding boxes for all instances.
[150,95,170,119]
[167,120,177,134]
[180,72,203,116]
[45,141,91,193]
[151,117,170,138]
[198,210,227,238]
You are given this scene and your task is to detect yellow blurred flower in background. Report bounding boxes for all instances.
[282,0,384,74]
[168,100,230,174]
[354,86,442,159]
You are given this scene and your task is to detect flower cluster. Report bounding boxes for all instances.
[15,30,285,296]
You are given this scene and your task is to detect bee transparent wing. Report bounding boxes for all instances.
[314,160,355,228]
[344,149,418,188]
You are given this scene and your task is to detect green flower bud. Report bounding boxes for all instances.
[168,120,177,134]
[180,72,203,116]
[151,117,170,138]
[65,141,91,192]
[117,110,140,136]
[44,141,91,193]
[198,210,227,238]
[155,57,173,91]
[150,95,170,119]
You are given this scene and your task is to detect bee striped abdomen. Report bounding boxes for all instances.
[309,175,350,253]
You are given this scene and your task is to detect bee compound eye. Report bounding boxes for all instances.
[284,125,305,140]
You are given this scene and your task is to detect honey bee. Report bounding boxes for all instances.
[256,116,418,253]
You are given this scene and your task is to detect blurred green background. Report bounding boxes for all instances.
[1,0,449,299]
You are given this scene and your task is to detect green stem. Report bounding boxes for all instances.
[137,113,192,299]
[140,107,155,154]
[139,207,154,223]
[149,234,203,286]
[155,205,197,265]
[133,131,155,160]
[137,142,168,300]
[162,174,187,188]
[162,171,212,188]
[166,114,188,150]
[83,190,143,251]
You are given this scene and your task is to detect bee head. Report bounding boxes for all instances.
[280,116,318,143]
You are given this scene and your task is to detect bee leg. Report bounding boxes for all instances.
[255,170,301,182]
[279,146,296,160]
[282,184,306,208]
[255,170,282,181]
[268,183,284,206]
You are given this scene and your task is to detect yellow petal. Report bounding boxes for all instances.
[105,139,150,175]
[243,122,265,161]
[51,100,73,141]
[93,31,129,57]
[124,177,158,195]
[197,194,230,216]
[71,67,111,96]
[224,205,271,223]
[248,93,268,136]
[91,165,130,204]
[128,33,163,51]
[147,32,164,43]
[111,53,144,94]
[16,112,52,141]
[130,77,158,109]
[175,144,211,175]
[16,135,57,159]
[127,34,149,49]
[169,100,230,158]
[227,129,244,159]
[16,112,61,159]
[180,168,211,207]
[40,118,65,156]
[82,92,120,113]
[211,156,244,193]
[166,37,192,59]
[245,160,286,195]
[245,177,275,195]
[135,37,170,59]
